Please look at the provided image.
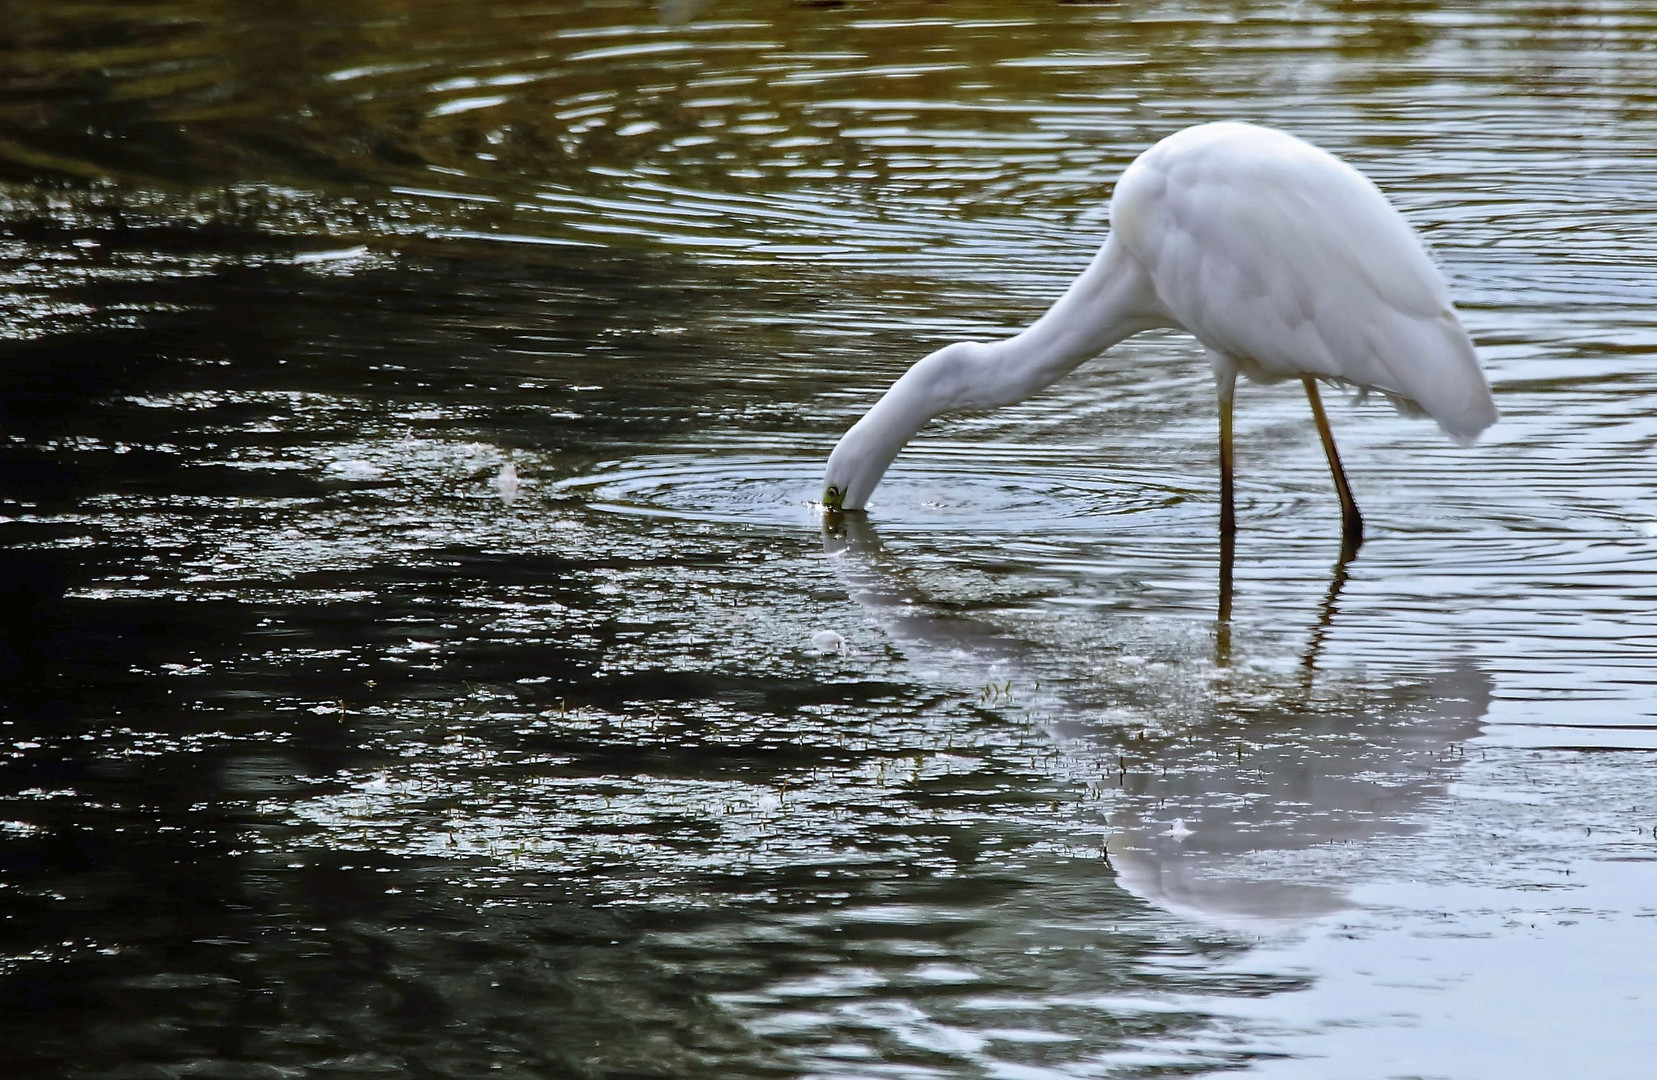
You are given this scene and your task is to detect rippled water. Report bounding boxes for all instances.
[3,2,1656,1077]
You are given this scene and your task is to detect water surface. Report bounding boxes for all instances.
[2,2,1655,1077]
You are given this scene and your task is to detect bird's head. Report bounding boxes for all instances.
[821,409,891,513]
[820,441,867,512]
[822,341,978,514]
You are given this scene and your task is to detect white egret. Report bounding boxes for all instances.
[821,122,1497,549]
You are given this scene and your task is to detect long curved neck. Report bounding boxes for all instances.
[972,233,1169,406]
[824,235,1166,509]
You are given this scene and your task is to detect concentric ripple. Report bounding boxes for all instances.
[554,452,1205,534]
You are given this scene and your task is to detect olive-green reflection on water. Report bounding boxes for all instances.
[4,1,1657,1078]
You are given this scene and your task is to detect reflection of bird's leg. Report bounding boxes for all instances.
[1216,528,1235,665]
[1217,527,1234,626]
[1302,376,1364,552]
[1299,546,1355,675]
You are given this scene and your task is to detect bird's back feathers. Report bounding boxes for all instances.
[1111,121,1497,441]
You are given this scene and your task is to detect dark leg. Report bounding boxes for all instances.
[1300,546,1355,675]
[1302,376,1363,554]
[1218,526,1235,627]
[1217,375,1237,625]
[1218,385,1236,540]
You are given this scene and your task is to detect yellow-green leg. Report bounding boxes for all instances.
[1302,376,1364,553]
[1217,381,1236,623]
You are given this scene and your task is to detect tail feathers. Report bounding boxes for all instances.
[1436,389,1499,446]
[1382,312,1498,445]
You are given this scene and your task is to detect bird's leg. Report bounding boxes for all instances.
[1218,382,1236,539]
[1215,371,1238,625]
[1301,376,1364,552]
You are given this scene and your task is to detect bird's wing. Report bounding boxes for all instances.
[1112,123,1496,441]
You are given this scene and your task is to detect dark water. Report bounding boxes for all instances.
[3,2,1656,1077]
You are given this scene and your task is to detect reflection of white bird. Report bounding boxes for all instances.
[810,628,847,656]
[822,122,1497,547]
[496,462,520,504]
[1162,819,1194,841]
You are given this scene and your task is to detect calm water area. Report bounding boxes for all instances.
[2,1,1655,1076]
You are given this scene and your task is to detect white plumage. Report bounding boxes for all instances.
[822,121,1497,545]
[1115,123,1492,440]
